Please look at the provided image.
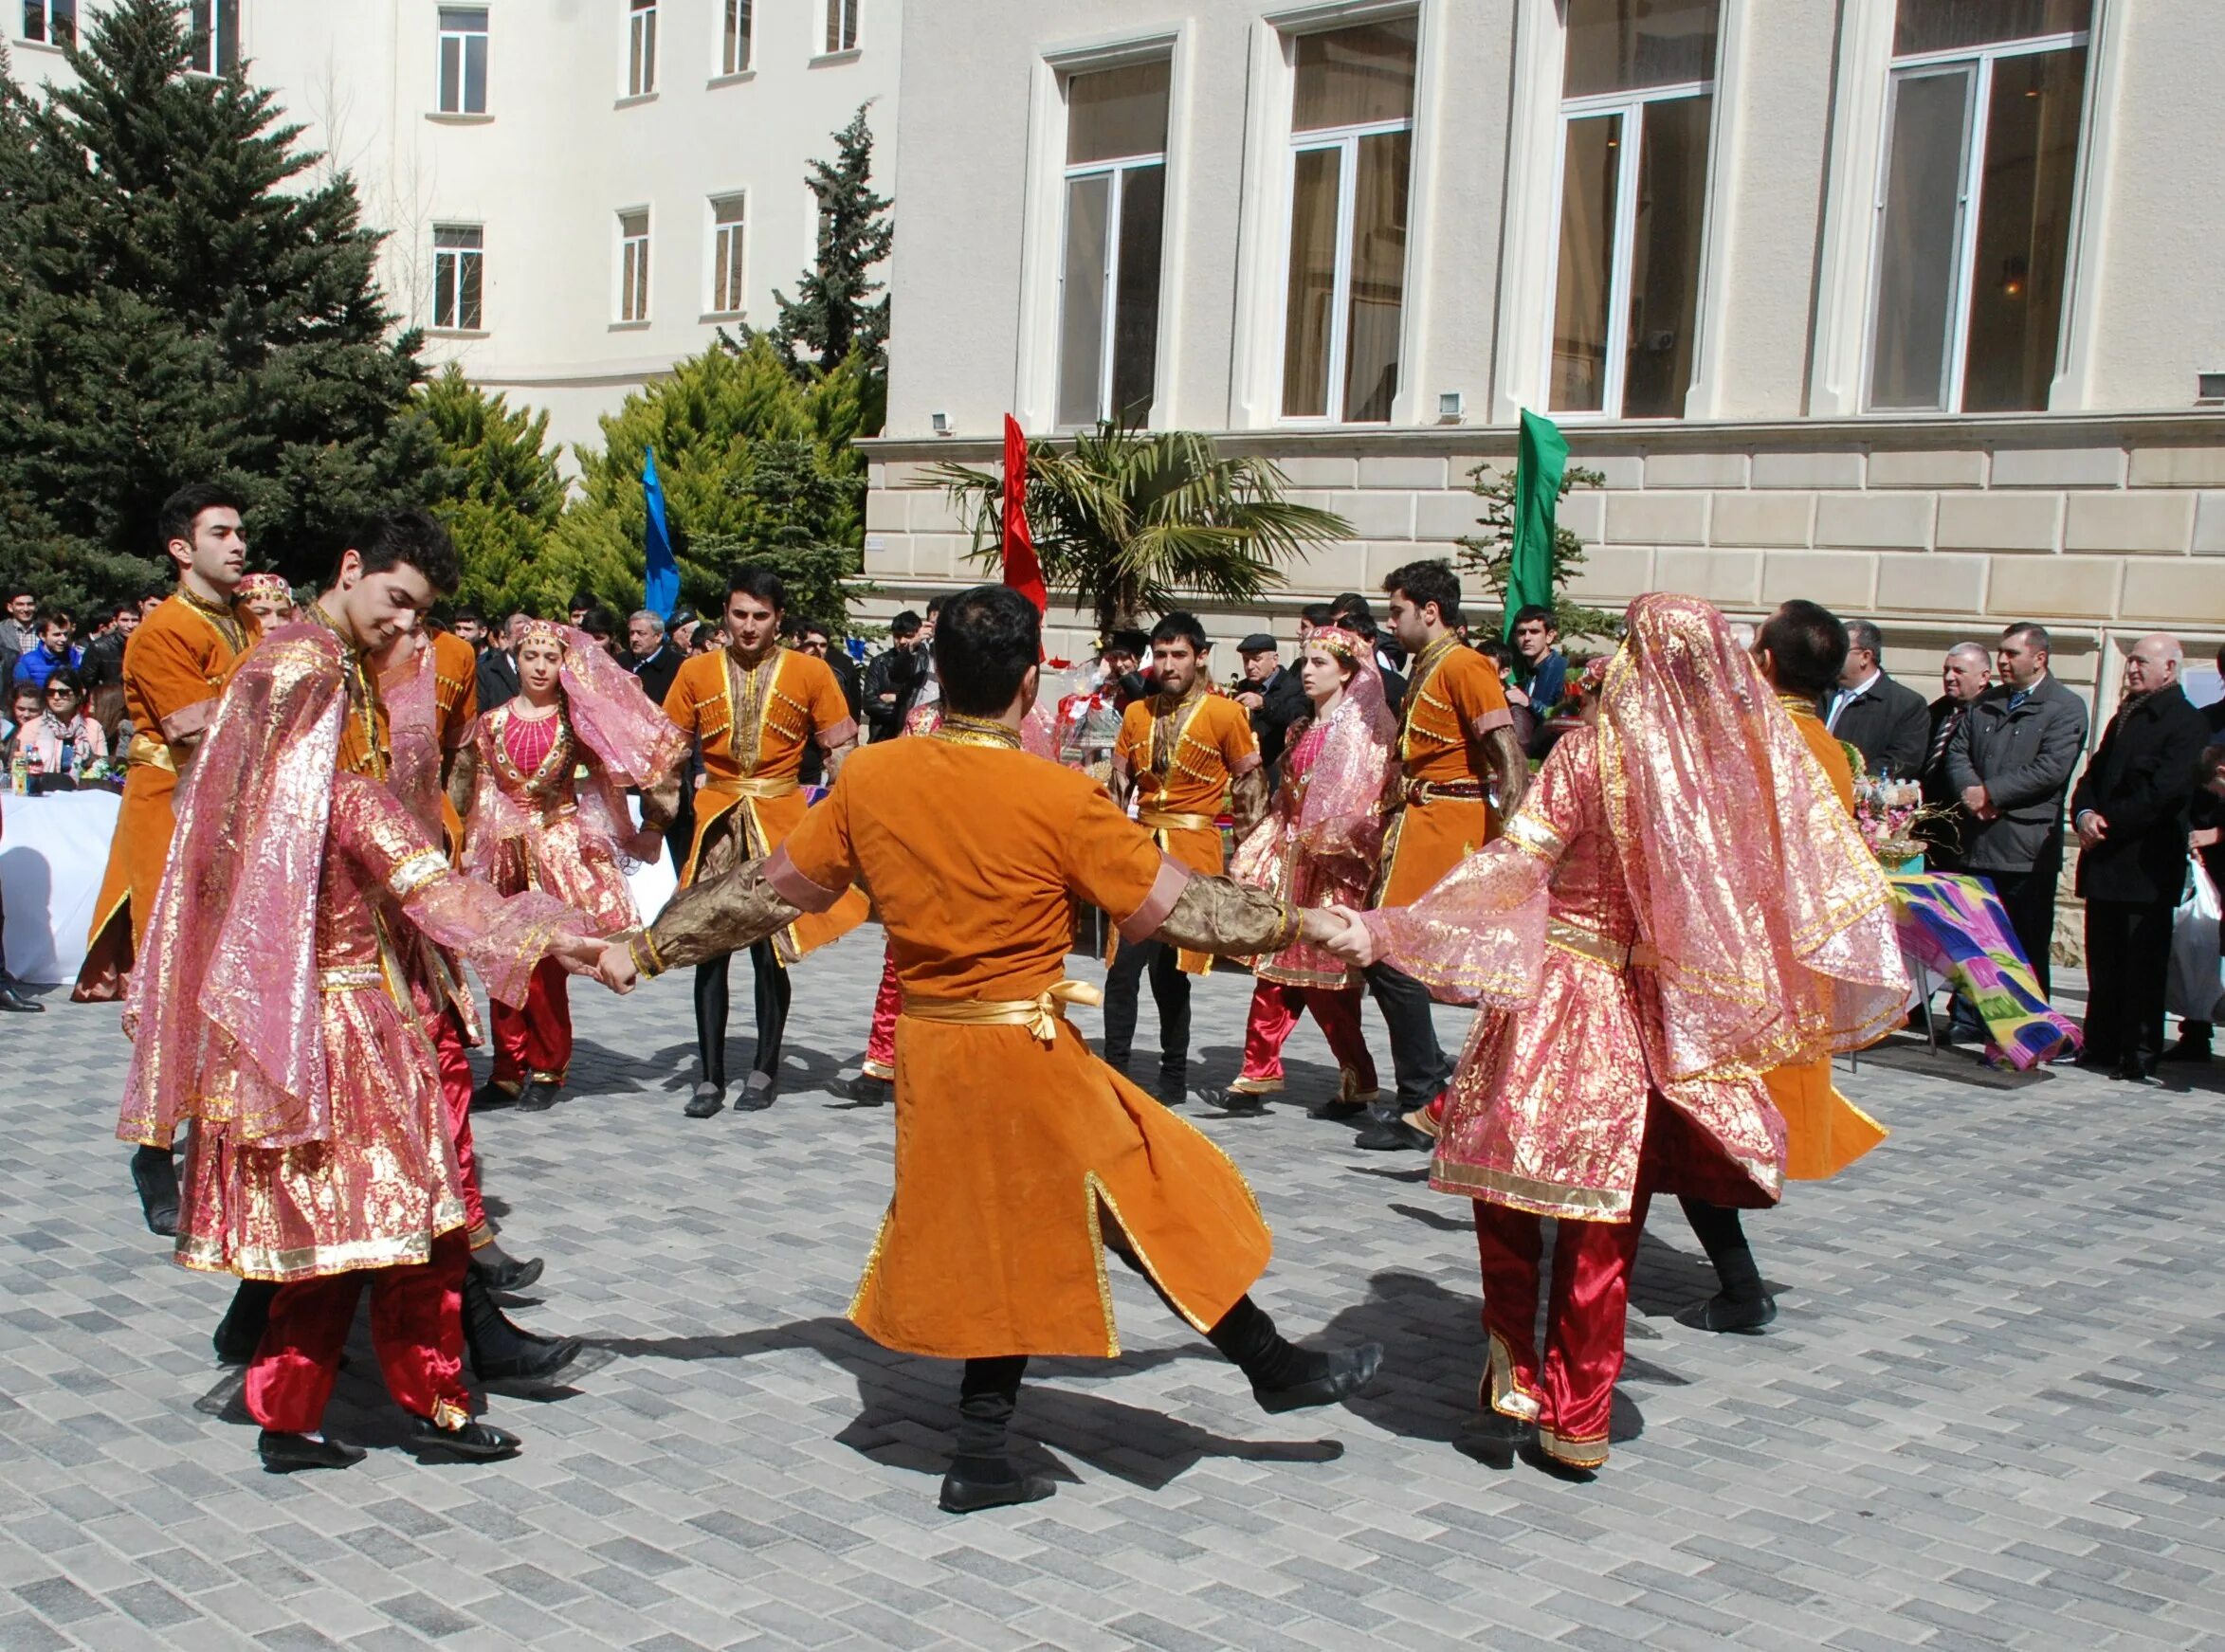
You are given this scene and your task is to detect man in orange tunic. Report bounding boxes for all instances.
[605,585,1381,1512]
[658,566,863,1116]
[1354,560,1528,1150]
[82,485,262,1235]
[1104,611,1267,1103]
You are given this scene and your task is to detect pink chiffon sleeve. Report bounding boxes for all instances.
[329,771,595,1008]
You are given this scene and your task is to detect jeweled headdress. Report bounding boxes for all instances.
[237,572,292,603]
[516,618,570,652]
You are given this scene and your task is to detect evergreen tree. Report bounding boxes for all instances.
[418,367,568,617]
[1454,461,1620,642]
[770,104,893,380]
[0,0,439,607]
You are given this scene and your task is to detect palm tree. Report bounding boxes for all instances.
[925,424,1351,638]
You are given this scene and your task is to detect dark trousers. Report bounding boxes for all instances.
[1989,854,2063,998]
[2083,898,2176,1065]
[1101,936,1189,1077]
[1363,961,1452,1114]
[693,939,790,1089]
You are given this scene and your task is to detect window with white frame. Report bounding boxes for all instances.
[432,226,484,330]
[1545,0,1719,419]
[436,8,487,115]
[617,209,650,322]
[627,0,657,97]
[1055,59,1171,428]
[1278,17,1417,424]
[186,0,239,74]
[722,0,751,75]
[1866,0,2090,413]
[824,0,858,55]
[708,194,747,316]
[23,2,76,47]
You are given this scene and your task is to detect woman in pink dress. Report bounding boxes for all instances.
[1203,626,1394,1115]
[464,621,687,1110]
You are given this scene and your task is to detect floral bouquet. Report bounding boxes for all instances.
[1845,747,1942,868]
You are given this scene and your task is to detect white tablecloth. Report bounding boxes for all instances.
[2,790,121,985]
[626,796,679,923]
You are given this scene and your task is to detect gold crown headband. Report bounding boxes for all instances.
[1309,626,1365,663]
[517,619,570,652]
[238,572,291,599]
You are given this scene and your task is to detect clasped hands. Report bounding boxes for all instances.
[1300,904,1378,967]
[545,935,642,994]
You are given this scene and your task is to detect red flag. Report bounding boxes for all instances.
[1001,414,1047,615]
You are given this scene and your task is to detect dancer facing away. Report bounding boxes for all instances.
[465,621,686,1111]
[118,513,608,1472]
[657,566,866,1116]
[1350,560,1527,1148]
[1202,625,1394,1115]
[1326,594,1904,1472]
[604,585,1382,1513]
[82,484,263,1237]
[1103,611,1268,1105]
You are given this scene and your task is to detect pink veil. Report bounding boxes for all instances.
[381,633,447,840]
[1233,629,1394,881]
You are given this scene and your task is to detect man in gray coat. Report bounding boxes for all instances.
[1945,622,2089,1000]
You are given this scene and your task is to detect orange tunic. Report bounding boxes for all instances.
[770,732,1271,1358]
[78,590,260,989]
[1768,702,1888,1180]
[663,644,866,962]
[1112,687,1260,973]
[1377,636,1514,906]
[430,628,479,859]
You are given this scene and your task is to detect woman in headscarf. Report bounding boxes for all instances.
[1203,626,1394,1115]
[1328,593,1905,1472]
[463,620,687,1110]
[237,572,296,626]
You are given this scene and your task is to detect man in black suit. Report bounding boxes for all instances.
[1231,632,1307,773]
[1828,619,1931,779]
[2070,634,2211,1082]
[477,611,526,711]
[627,608,682,705]
[1917,642,1992,870]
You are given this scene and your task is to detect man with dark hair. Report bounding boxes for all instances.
[1945,623,2088,1001]
[603,583,1379,1514]
[1102,627,1153,706]
[1353,560,1525,1151]
[82,602,140,690]
[450,608,487,651]
[656,565,866,1116]
[10,610,81,689]
[1755,599,1849,702]
[0,587,37,660]
[1327,594,1408,709]
[865,609,926,741]
[1828,619,1931,780]
[478,611,528,711]
[1104,612,1268,1104]
[1508,603,1566,719]
[568,592,593,627]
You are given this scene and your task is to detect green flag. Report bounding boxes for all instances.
[1505,408,1569,640]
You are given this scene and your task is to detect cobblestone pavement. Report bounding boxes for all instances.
[3,937,2222,1652]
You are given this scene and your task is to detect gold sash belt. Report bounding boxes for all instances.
[1546,918,1658,972]
[901,979,1104,1044]
[124,732,177,773]
[319,964,385,992]
[706,776,800,800]
[1138,808,1218,833]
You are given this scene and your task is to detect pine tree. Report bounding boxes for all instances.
[0,0,439,607]
[1453,461,1620,642]
[418,367,568,616]
[770,104,894,380]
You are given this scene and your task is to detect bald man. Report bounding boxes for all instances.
[1920,643,1993,871]
[2070,635,2211,1082]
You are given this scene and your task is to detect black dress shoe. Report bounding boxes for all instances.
[258,1430,366,1473]
[131,1145,180,1237]
[1463,1408,1535,1447]
[516,1081,559,1113]
[471,1080,520,1112]
[1253,1342,1383,1414]
[471,1332,582,1385]
[2159,1037,2212,1064]
[1354,1118,1433,1152]
[938,1463,1056,1515]
[1152,1071,1188,1108]
[1675,1293,1778,1334]
[833,1074,892,1105]
[410,1416,522,1461]
[1307,1098,1369,1121]
[735,1073,777,1111]
[0,982,43,1012]
[470,1248,544,1294]
[1199,1088,1268,1116]
[2111,1056,2158,1084]
[684,1082,725,1118]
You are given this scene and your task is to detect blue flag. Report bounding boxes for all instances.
[643,445,678,619]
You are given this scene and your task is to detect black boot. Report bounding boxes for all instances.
[1675,1199,1776,1333]
[213,1280,281,1365]
[1153,1062,1188,1108]
[131,1145,179,1237]
[462,1270,581,1383]
[258,1429,365,1473]
[469,1239,544,1295]
[471,1079,520,1112]
[1205,1295,1382,1414]
[939,1355,1053,1514]
[516,1080,560,1113]
[834,1073,892,1106]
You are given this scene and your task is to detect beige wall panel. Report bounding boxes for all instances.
[2063,491,2197,554]
[1414,491,1486,543]
[1979,555,2119,619]
[1875,554,1988,617]
[1604,491,1708,547]
[1936,493,2064,554]
[2128,447,2225,487]
[2121,560,2225,626]
[1750,451,1863,490]
[1358,455,1451,492]
[1761,551,1876,610]
[1814,492,1934,552]
[1867,450,1987,489]
[1644,451,1748,489]
[2195,492,2225,554]
[1711,491,1815,549]
[1654,549,1762,607]
[1278,456,1360,489]
[1990,447,2126,489]
[1565,544,1655,601]
[1327,491,1417,542]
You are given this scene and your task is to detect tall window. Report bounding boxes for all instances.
[1867,0,2090,412]
[23,2,76,47]
[432,227,484,330]
[709,194,747,316]
[186,0,239,74]
[437,9,488,115]
[627,0,657,97]
[1279,18,1417,424]
[824,0,858,54]
[617,209,650,322]
[1056,60,1171,428]
[1546,0,1718,419]
[722,0,751,74]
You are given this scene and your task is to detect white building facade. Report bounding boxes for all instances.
[861,0,2225,696]
[9,0,901,461]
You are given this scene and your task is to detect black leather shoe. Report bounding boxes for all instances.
[471,1080,520,1112]
[938,1464,1056,1515]
[258,1430,366,1473]
[2111,1056,2158,1084]
[1307,1098,1369,1121]
[410,1416,522,1461]
[472,1332,582,1385]
[2159,1037,2212,1065]
[516,1081,559,1113]
[1199,1088,1268,1116]
[834,1074,891,1106]
[1253,1342,1383,1414]
[736,1073,778,1111]
[470,1248,545,1294]
[0,982,43,1012]
[1676,1293,1778,1334]
[684,1082,725,1118]
[1152,1071,1188,1108]
[1463,1408,1535,1447]
[1354,1118,1433,1152]
[131,1146,180,1237]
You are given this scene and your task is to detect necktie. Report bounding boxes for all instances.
[2006,689,2029,714]
[1926,705,1964,772]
